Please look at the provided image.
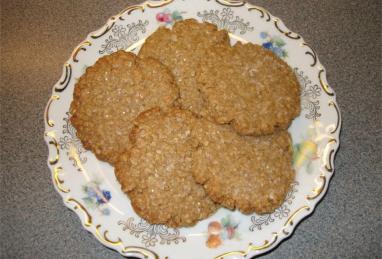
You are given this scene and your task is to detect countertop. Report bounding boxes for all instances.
[1,0,381,258]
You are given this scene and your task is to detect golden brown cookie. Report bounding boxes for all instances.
[139,19,230,115]
[114,108,217,228]
[70,51,179,164]
[196,42,301,136]
[192,124,295,214]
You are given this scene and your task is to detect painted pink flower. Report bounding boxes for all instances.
[163,13,172,23]
[226,226,235,239]
[206,216,241,248]
[156,13,165,22]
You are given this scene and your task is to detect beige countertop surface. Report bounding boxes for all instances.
[1,0,381,258]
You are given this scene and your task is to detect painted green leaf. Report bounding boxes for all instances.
[172,11,183,20]
[221,215,230,227]
[282,50,288,58]
[274,37,286,47]
[82,197,96,209]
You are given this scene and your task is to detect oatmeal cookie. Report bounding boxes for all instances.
[70,51,179,164]
[192,124,295,214]
[139,19,230,115]
[196,42,301,136]
[114,108,217,228]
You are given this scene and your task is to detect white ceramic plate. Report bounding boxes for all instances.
[44,0,341,258]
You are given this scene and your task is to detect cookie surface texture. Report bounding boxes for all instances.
[192,123,295,214]
[114,108,217,228]
[70,51,179,164]
[139,19,230,115]
[197,42,301,136]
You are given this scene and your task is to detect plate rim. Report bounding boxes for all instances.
[43,0,342,258]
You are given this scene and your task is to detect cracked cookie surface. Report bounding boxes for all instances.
[196,42,301,136]
[114,108,218,228]
[192,121,295,214]
[139,19,230,115]
[70,51,179,164]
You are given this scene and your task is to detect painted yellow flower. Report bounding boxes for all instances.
[293,139,319,172]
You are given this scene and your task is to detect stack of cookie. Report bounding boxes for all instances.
[70,19,301,228]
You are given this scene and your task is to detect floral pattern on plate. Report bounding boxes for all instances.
[260,31,288,58]
[99,20,149,54]
[293,132,320,173]
[82,181,112,215]
[156,8,185,25]
[197,7,253,34]
[206,215,241,248]
[59,112,87,170]
[118,217,186,247]
[295,67,322,121]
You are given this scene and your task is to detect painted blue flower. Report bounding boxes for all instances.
[96,196,105,204]
[82,181,112,216]
[260,31,268,39]
[96,190,111,204]
[102,190,112,201]
[260,32,288,58]
[262,42,273,49]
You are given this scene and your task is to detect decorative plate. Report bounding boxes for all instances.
[44,0,341,258]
